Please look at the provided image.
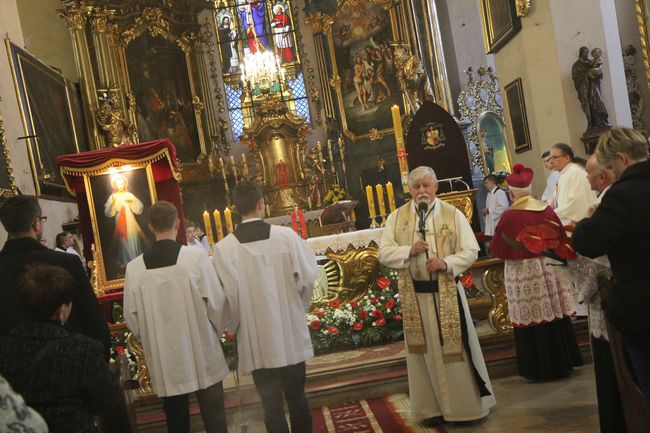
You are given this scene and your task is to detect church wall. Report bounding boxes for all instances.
[0,0,78,245]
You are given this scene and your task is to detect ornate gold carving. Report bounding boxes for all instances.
[192,95,204,113]
[304,12,334,34]
[515,0,532,17]
[0,99,19,200]
[393,45,433,114]
[120,7,171,46]
[89,6,115,33]
[177,32,195,54]
[57,1,93,31]
[438,189,476,221]
[328,74,341,89]
[127,333,155,397]
[636,0,650,87]
[368,128,382,141]
[96,88,136,147]
[482,262,512,334]
[88,244,102,297]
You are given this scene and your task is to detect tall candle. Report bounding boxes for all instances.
[241,153,249,177]
[391,105,403,147]
[386,181,396,213]
[230,155,238,183]
[298,210,307,239]
[316,141,322,162]
[202,211,214,245]
[224,207,234,233]
[327,139,335,174]
[391,105,410,193]
[213,209,224,241]
[366,185,376,218]
[375,184,386,216]
[307,196,312,210]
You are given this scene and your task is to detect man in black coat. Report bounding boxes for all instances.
[0,195,110,358]
[573,127,650,401]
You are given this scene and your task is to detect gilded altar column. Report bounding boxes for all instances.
[58,2,103,149]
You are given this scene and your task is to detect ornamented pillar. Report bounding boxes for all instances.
[58,1,103,149]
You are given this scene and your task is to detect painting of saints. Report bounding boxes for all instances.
[218,13,239,73]
[238,0,268,54]
[271,3,295,63]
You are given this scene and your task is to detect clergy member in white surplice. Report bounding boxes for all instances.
[378,166,495,426]
[482,174,508,238]
[214,180,318,433]
[124,201,234,433]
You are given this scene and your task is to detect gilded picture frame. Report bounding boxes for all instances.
[84,164,157,293]
[6,39,81,199]
[0,101,19,200]
[504,78,532,153]
[479,0,522,54]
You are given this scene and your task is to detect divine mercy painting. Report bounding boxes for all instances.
[332,1,401,138]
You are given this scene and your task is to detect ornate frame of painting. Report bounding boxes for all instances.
[504,77,532,154]
[457,70,512,176]
[479,0,522,54]
[305,0,410,142]
[83,162,157,293]
[636,0,650,86]
[5,39,82,200]
[0,101,19,200]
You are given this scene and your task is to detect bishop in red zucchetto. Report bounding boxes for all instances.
[490,163,583,380]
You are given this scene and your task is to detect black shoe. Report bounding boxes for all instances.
[421,416,444,427]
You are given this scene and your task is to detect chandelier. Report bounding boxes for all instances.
[240,51,286,96]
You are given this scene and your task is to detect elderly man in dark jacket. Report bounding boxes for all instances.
[573,127,650,401]
[0,195,110,357]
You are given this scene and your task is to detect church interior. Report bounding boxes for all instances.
[0,0,648,432]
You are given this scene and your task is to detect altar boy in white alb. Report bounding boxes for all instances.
[214,181,319,433]
[124,201,234,433]
[378,166,495,426]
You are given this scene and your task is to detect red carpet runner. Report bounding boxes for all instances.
[312,395,447,433]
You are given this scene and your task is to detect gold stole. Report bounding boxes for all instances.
[394,200,464,362]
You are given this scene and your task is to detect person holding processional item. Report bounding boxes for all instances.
[378,166,495,427]
[490,164,583,381]
[214,180,319,433]
[124,201,235,433]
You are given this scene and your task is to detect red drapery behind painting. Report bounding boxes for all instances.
[57,139,187,266]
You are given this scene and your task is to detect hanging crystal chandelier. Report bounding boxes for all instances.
[240,50,286,96]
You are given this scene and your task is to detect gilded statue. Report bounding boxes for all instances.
[571,46,610,131]
[97,91,136,147]
[393,45,433,114]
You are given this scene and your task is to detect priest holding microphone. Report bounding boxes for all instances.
[378,166,495,426]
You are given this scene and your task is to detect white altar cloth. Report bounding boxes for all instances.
[306,228,384,255]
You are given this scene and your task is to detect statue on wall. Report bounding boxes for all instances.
[393,45,433,115]
[572,46,610,131]
[97,89,136,147]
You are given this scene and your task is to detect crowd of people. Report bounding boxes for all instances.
[0,126,648,433]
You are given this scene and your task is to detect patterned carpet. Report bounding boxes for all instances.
[312,394,447,433]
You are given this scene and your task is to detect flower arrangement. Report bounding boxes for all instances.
[502,220,577,263]
[220,331,238,371]
[109,331,138,379]
[322,184,347,206]
[307,268,403,353]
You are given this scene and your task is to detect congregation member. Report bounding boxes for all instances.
[0,195,110,357]
[572,154,626,433]
[0,264,131,433]
[573,127,650,402]
[0,374,48,432]
[378,166,495,426]
[548,143,596,226]
[482,174,508,250]
[124,201,234,433]
[490,164,583,381]
[540,151,560,204]
[214,180,318,433]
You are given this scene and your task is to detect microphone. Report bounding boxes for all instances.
[417,201,428,239]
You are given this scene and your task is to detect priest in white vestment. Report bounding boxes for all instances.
[541,151,561,204]
[378,166,495,426]
[482,174,508,238]
[214,180,318,433]
[124,201,234,433]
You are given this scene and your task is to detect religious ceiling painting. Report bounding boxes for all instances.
[0,101,19,201]
[6,39,82,199]
[307,0,406,142]
[126,34,201,163]
[85,165,157,292]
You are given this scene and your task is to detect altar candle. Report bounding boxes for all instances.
[291,207,298,233]
[230,155,238,183]
[391,105,403,147]
[327,139,335,174]
[386,181,396,213]
[202,211,214,245]
[366,185,376,218]
[241,153,249,177]
[317,141,323,161]
[224,207,234,233]
[307,196,313,210]
[298,210,307,239]
[213,209,224,241]
[375,184,386,216]
[338,136,345,160]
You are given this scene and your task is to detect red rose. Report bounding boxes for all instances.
[358,311,369,319]
[111,332,118,338]
[315,310,325,319]
[370,297,379,304]
[393,314,402,321]
[460,274,475,289]
[224,331,235,341]
[376,277,391,289]
[329,300,341,309]
[374,318,386,327]
[353,322,363,331]
[372,309,383,318]
[115,346,125,355]
[327,326,339,336]
[310,320,321,330]
[348,301,357,308]
[385,300,396,310]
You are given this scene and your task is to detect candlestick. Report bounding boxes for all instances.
[224,207,234,233]
[386,181,396,213]
[298,209,307,239]
[202,211,214,245]
[375,184,386,217]
[391,105,410,193]
[213,209,224,241]
[230,155,238,183]
[365,184,376,218]
[327,139,335,175]
[307,196,312,210]
[242,153,249,178]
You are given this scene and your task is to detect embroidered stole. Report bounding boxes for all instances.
[394,200,464,362]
